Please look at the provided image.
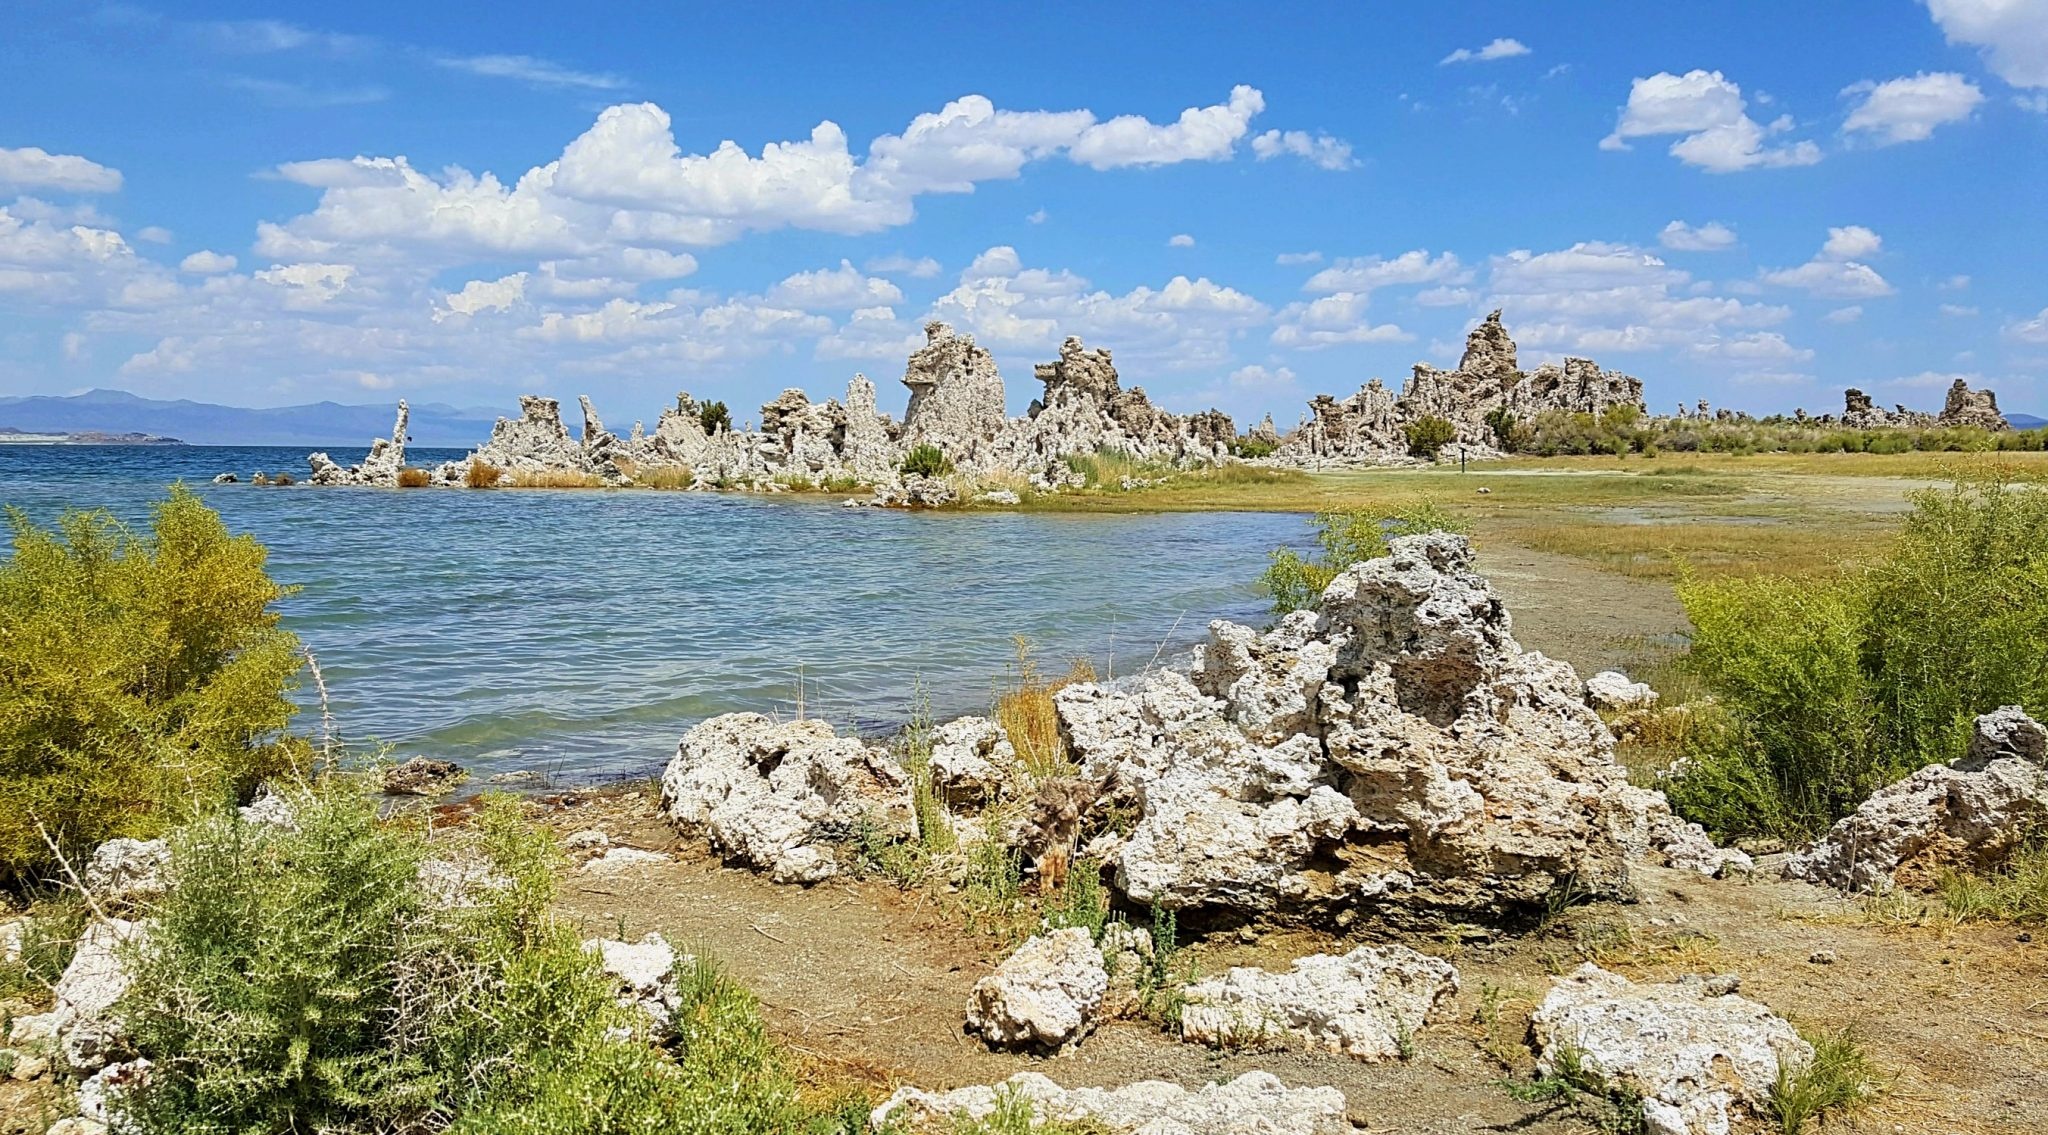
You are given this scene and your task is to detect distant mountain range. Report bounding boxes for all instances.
[0,389,503,447]
[2008,413,2046,430]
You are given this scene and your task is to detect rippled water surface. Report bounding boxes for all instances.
[1,445,1305,781]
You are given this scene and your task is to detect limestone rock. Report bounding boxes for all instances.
[82,838,169,905]
[926,717,1021,808]
[1179,944,1459,1060]
[660,713,913,883]
[1940,377,2007,430]
[305,402,409,486]
[1786,706,2048,891]
[1585,670,1659,712]
[579,847,671,876]
[583,932,683,1031]
[872,1071,1351,1135]
[76,1058,150,1126]
[382,757,468,797]
[13,918,146,1075]
[901,321,1006,465]
[964,928,1108,1052]
[1532,963,1811,1135]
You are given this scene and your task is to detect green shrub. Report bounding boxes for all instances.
[1262,502,1472,614]
[1061,446,1173,489]
[120,783,861,1133]
[1484,407,1519,451]
[1669,478,2048,839]
[1404,415,1458,459]
[0,487,305,881]
[697,400,731,435]
[900,443,954,478]
[1768,1027,1878,1134]
[1230,436,1278,459]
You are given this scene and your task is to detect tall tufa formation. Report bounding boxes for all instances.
[901,321,1007,464]
[1838,379,2008,431]
[1277,311,1646,466]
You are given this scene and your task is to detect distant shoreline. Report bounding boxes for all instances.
[0,430,186,445]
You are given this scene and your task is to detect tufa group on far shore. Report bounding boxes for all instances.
[295,311,2011,495]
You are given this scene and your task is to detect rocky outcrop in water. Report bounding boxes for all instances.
[308,401,410,486]
[1273,312,1646,466]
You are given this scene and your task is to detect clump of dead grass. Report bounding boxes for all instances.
[396,467,431,488]
[995,636,1096,781]
[464,459,503,489]
[508,469,606,489]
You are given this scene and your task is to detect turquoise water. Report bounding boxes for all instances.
[0,445,1306,782]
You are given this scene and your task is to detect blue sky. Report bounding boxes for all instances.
[1,1,2044,428]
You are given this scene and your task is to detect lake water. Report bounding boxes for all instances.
[0,445,1306,782]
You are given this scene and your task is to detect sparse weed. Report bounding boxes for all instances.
[1936,838,2048,924]
[994,637,1094,781]
[1262,501,1472,614]
[1502,1042,1646,1134]
[1769,1027,1879,1135]
[900,444,953,478]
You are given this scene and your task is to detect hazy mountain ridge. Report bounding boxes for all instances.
[0,389,501,447]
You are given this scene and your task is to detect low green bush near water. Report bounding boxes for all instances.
[0,486,305,882]
[120,783,864,1134]
[1667,477,2048,840]
[900,443,954,478]
[1262,501,1472,614]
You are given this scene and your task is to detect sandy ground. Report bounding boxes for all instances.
[543,788,2047,1134]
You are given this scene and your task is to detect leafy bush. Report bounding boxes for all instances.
[0,488,305,881]
[464,459,504,489]
[900,443,954,478]
[1262,501,1472,614]
[1404,415,1458,459]
[396,467,431,488]
[1669,478,2048,839]
[697,400,731,435]
[121,784,863,1133]
[1230,435,1278,459]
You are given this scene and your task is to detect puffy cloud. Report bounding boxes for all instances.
[1888,368,1985,388]
[1068,85,1264,169]
[2009,306,2048,344]
[1026,208,1049,224]
[0,204,170,309]
[1923,0,2048,88]
[925,246,1268,367]
[1483,240,1790,355]
[179,250,238,274]
[1250,129,1356,170]
[434,54,626,90]
[1659,220,1738,251]
[1842,72,1983,143]
[1762,227,1894,298]
[438,273,529,320]
[1224,363,1298,390]
[1168,233,1196,248]
[1601,70,1821,172]
[1441,38,1532,65]
[0,146,123,193]
[761,260,904,309]
[1270,292,1412,349]
[864,253,941,279]
[1303,250,1467,294]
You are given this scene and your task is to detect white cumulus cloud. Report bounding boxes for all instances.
[1250,129,1356,170]
[1441,38,1531,65]
[0,146,123,194]
[1842,72,1984,143]
[1303,250,1467,295]
[1761,227,1894,298]
[1168,233,1195,248]
[762,260,904,310]
[179,250,237,274]
[1659,221,1738,251]
[1923,0,2048,88]
[1601,70,1821,172]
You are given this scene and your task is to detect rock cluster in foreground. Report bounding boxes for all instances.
[872,1071,1352,1135]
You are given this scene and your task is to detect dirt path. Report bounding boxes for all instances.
[547,796,2048,1134]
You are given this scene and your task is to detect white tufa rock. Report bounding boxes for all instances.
[578,847,671,876]
[1585,670,1659,712]
[237,790,298,829]
[1532,963,1812,1135]
[1049,533,1737,925]
[964,927,1109,1053]
[563,829,611,852]
[660,713,913,884]
[9,918,146,1075]
[1179,944,1460,1060]
[1785,706,2048,892]
[926,716,1023,809]
[77,1058,150,1125]
[871,1070,1351,1135]
[582,932,683,1032]
[82,838,170,905]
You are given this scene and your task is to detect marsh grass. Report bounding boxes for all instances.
[1062,446,1176,489]
[994,638,1096,780]
[900,444,953,478]
[1936,840,2048,924]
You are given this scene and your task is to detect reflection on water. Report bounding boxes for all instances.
[1,445,1304,781]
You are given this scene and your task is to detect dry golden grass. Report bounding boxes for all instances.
[507,469,606,489]
[464,459,504,489]
[627,462,695,490]
[396,467,431,488]
[995,637,1097,781]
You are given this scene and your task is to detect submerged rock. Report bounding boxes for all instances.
[660,714,913,883]
[964,927,1109,1053]
[1785,706,2048,891]
[382,757,468,797]
[873,1071,1351,1135]
[1532,963,1811,1135]
[1179,944,1459,1060]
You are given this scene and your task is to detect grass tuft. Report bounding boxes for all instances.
[397,467,431,488]
[994,637,1095,781]
[1769,1027,1879,1134]
[464,459,504,489]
